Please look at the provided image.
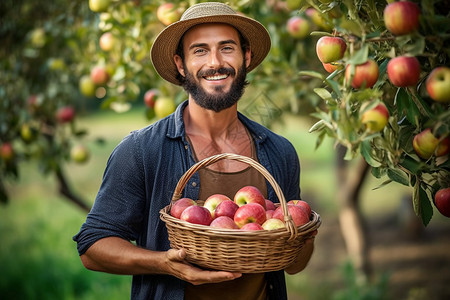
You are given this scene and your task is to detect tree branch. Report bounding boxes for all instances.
[55,167,91,213]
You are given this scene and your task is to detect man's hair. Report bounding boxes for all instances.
[175,26,251,84]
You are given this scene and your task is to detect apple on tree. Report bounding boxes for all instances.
[316,36,347,63]
[210,216,239,229]
[90,66,110,86]
[426,66,450,103]
[89,0,110,13]
[157,3,183,26]
[180,205,212,226]
[234,185,266,209]
[345,59,379,89]
[154,97,176,119]
[383,1,420,36]
[56,106,75,123]
[79,75,96,98]
[435,187,450,218]
[203,194,232,219]
[214,199,239,220]
[412,128,440,160]
[143,89,159,108]
[99,32,115,52]
[170,197,197,219]
[286,16,310,39]
[0,143,14,162]
[435,137,450,157]
[234,203,267,228]
[322,62,341,73]
[387,56,421,87]
[361,103,390,133]
[70,144,90,164]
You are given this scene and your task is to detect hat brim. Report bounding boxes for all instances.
[151,14,271,86]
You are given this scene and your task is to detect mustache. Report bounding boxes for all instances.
[197,67,236,78]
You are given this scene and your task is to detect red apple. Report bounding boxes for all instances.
[361,103,390,133]
[70,144,90,164]
[322,62,341,73]
[287,200,312,217]
[345,59,379,89]
[273,205,309,227]
[143,89,159,108]
[316,36,347,63]
[387,56,421,87]
[90,66,110,85]
[210,216,239,229]
[266,209,275,220]
[383,1,420,36]
[240,223,264,231]
[170,197,197,219]
[262,218,286,230]
[234,186,266,208]
[214,199,239,219]
[0,143,14,162]
[265,199,276,211]
[157,3,183,26]
[234,203,267,228]
[56,106,75,123]
[203,194,231,219]
[180,205,212,226]
[99,32,115,51]
[286,16,311,39]
[89,0,110,13]
[413,128,440,160]
[436,137,450,157]
[435,187,450,218]
[426,67,450,103]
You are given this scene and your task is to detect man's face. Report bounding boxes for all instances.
[174,23,251,112]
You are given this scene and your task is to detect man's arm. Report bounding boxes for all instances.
[80,236,242,285]
[284,231,317,275]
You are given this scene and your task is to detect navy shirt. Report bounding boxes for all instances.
[73,100,301,299]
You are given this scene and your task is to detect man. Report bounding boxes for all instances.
[73,2,316,299]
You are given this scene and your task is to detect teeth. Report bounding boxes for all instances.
[205,74,228,80]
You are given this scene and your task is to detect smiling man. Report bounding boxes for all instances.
[73,2,317,300]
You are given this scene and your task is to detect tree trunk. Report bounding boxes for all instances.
[335,144,371,280]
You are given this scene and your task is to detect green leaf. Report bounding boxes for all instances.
[399,156,421,175]
[387,168,409,186]
[372,179,392,190]
[395,88,420,126]
[347,45,369,65]
[419,185,433,226]
[309,120,326,133]
[298,71,325,80]
[313,88,332,100]
[361,140,381,167]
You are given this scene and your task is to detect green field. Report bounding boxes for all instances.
[0,108,415,299]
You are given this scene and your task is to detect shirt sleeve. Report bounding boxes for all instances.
[73,132,146,255]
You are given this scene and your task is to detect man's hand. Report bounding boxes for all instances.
[284,230,318,275]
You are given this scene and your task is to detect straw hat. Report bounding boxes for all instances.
[150,2,271,85]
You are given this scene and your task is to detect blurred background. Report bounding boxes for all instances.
[1,0,449,299]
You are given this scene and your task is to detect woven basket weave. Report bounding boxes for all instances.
[160,153,321,273]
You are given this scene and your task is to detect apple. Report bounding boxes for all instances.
[266,209,275,220]
[99,32,115,51]
[316,36,347,64]
[413,128,440,160]
[180,205,212,226]
[89,0,110,13]
[383,1,420,36]
[426,67,450,103]
[20,124,37,143]
[287,200,312,217]
[436,137,450,157]
[234,185,266,209]
[322,62,341,73]
[265,199,276,211]
[90,66,110,85]
[262,218,286,230]
[286,0,304,10]
[29,28,46,48]
[240,223,264,231]
[234,203,267,228]
[306,8,332,31]
[0,143,14,162]
[143,89,159,108]
[154,97,176,119]
[157,3,183,26]
[203,194,232,219]
[210,216,239,229]
[435,187,450,218]
[286,16,310,39]
[56,106,75,123]
[70,144,90,164]
[345,59,379,89]
[273,205,309,227]
[214,199,239,219]
[361,103,390,133]
[387,56,421,87]
[170,198,196,219]
[79,75,96,98]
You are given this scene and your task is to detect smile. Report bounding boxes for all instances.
[204,74,229,81]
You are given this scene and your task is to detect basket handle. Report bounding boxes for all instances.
[171,153,298,240]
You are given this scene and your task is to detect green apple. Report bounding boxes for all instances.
[306,8,333,31]
[361,103,389,133]
[79,75,96,98]
[383,1,420,36]
[286,0,305,11]
[426,67,450,103]
[154,97,176,119]
[70,144,90,164]
[89,0,110,13]
[99,32,115,51]
[286,16,311,39]
[29,28,46,48]
[345,59,379,89]
[316,36,347,63]
[412,128,440,160]
[387,56,421,87]
[20,124,38,143]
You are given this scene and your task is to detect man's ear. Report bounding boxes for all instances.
[174,55,185,77]
[245,48,252,68]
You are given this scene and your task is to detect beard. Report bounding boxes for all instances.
[180,62,249,113]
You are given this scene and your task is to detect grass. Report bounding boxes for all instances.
[0,108,408,299]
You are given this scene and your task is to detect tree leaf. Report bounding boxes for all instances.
[361,140,381,167]
[313,88,332,100]
[419,185,433,226]
[298,71,325,80]
[387,168,409,186]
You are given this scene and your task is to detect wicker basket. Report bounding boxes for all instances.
[160,153,321,273]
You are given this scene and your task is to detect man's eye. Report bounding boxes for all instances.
[194,49,206,54]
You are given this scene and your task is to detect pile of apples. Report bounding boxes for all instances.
[170,185,312,231]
